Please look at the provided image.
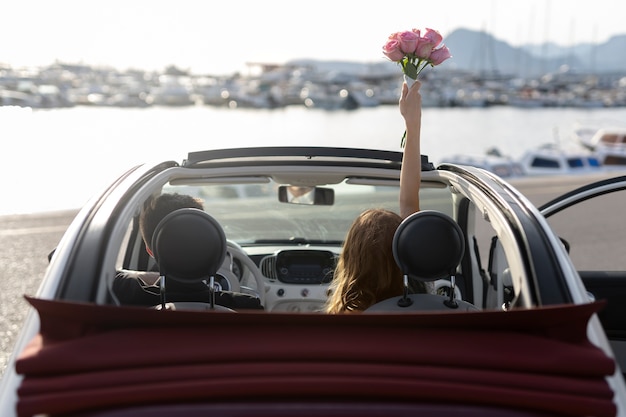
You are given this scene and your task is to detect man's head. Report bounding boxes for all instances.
[139,193,204,256]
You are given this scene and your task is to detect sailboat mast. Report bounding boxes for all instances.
[541,0,551,75]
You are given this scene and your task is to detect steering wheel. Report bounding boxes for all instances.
[217,256,241,293]
[224,240,267,307]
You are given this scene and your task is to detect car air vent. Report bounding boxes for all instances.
[260,255,278,279]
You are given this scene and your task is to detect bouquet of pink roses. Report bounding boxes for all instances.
[383,28,451,86]
[383,28,451,147]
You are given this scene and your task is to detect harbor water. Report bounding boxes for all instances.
[2,104,626,215]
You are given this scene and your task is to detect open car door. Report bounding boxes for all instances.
[539,174,626,378]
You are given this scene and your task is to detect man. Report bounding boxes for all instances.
[113,193,263,310]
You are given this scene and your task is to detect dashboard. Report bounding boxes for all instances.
[244,248,339,313]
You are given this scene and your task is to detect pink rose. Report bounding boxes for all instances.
[423,28,443,47]
[414,37,435,60]
[398,30,419,55]
[429,45,452,65]
[382,39,405,62]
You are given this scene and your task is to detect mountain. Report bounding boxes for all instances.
[444,28,626,77]
[286,29,626,80]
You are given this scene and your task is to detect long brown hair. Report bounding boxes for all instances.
[325,208,404,313]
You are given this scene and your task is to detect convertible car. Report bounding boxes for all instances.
[1,146,625,416]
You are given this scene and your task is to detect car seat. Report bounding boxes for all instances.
[366,210,478,312]
[151,208,233,311]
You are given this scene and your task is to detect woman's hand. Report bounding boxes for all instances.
[400,80,422,131]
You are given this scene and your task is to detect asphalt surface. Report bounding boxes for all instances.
[0,171,623,378]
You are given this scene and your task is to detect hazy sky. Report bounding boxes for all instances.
[3,0,624,74]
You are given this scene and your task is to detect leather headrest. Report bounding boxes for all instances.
[151,208,227,284]
[392,210,465,281]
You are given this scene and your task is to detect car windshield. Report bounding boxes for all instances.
[163,178,452,245]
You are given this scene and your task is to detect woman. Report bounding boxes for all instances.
[325,80,423,313]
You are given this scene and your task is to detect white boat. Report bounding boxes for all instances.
[518,143,604,176]
[595,143,626,168]
[147,75,196,106]
[574,126,626,151]
[573,126,626,169]
[147,84,195,106]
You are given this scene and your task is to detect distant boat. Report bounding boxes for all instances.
[147,75,196,106]
[518,143,604,176]
[148,85,195,106]
[299,84,363,110]
[595,145,626,167]
[574,126,626,151]
[574,126,626,168]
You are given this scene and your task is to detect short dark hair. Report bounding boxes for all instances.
[139,193,204,250]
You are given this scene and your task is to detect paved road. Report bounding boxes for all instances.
[0,210,78,376]
[509,172,620,206]
[0,171,623,377]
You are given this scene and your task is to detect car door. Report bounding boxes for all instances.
[539,174,626,377]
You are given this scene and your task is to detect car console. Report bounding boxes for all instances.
[274,250,336,284]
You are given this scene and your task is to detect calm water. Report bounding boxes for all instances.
[2,104,626,215]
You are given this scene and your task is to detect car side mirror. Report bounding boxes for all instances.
[278,185,334,205]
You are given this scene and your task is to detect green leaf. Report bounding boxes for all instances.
[404,62,418,80]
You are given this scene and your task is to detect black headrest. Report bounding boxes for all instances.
[392,210,465,281]
[151,208,227,285]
